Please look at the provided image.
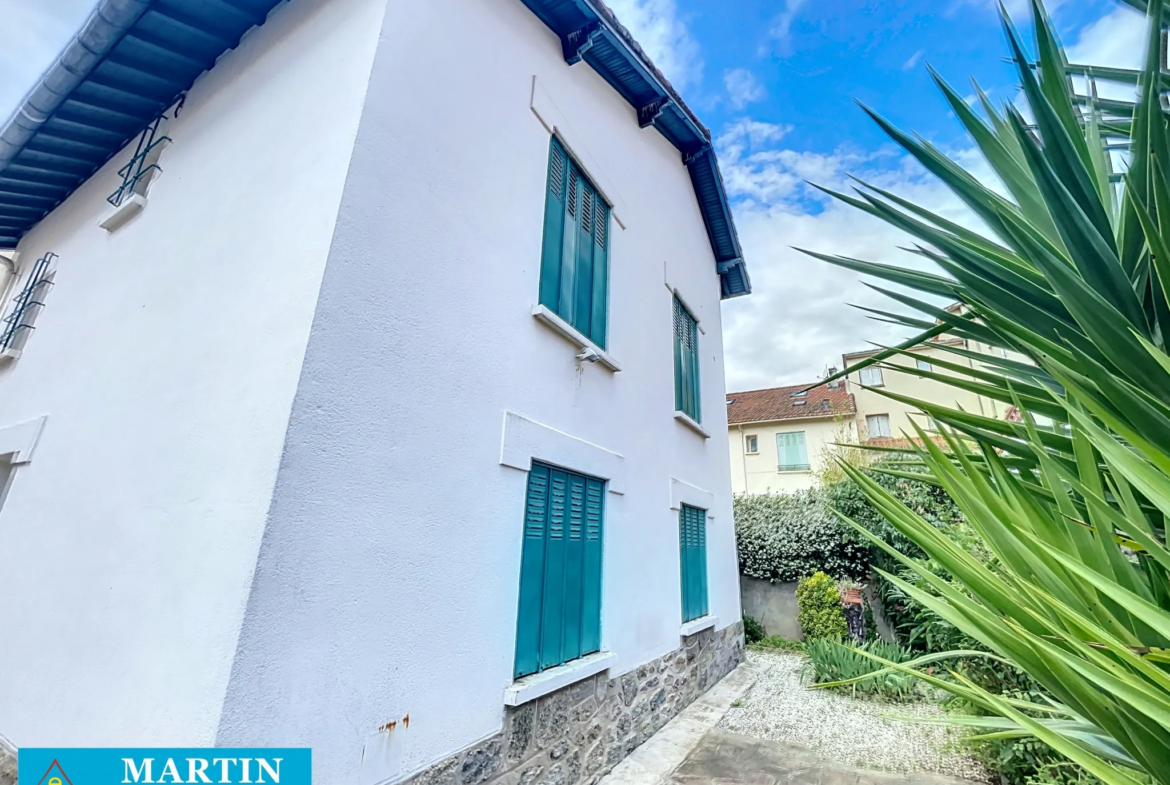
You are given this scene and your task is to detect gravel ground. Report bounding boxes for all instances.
[717,650,989,781]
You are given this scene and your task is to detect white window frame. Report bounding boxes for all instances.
[916,358,933,372]
[866,414,892,439]
[859,366,884,387]
[744,434,758,454]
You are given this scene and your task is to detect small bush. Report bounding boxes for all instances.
[796,571,848,641]
[742,613,766,644]
[803,638,918,701]
[735,489,869,582]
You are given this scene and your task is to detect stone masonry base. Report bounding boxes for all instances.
[404,621,745,785]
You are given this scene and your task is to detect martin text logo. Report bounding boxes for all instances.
[19,749,311,785]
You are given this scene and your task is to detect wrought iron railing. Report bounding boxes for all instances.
[1,252,56,353]
[107,117,170,208]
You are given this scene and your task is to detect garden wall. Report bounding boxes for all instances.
[740,576,894,642]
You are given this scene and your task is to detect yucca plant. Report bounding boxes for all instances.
[801,1,1170,783]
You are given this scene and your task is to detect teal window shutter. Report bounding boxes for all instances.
[515,462,606,678]
[777,432,809,471]
[537,137,610,349]
[679,504,708,623]
[673,296,700,422]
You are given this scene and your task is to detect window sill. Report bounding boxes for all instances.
[98,193,147,232]
[680,615,718,638]
[777,468,811,475]
[0,347,19,364]
[532,305,621,372]
[503,650,617,706]
[674,411,709,439]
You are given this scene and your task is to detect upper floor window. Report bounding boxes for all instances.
[1,252,57,358]
[744,434,758,454]
[859,366,884,387]
[916,359,933,372]
[776,431,809,472]
[673,295,700,423]
[538,137,611,349]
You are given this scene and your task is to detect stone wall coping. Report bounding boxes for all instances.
[503,651,618,707]
[679,615,717,638]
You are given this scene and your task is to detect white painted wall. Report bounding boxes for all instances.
[0,0,386,746]
[215,0,740,782]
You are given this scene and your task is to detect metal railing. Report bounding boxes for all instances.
[1,252,56,353]
[107,117,170,208]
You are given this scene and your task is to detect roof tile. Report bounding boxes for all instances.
[726,383,855,425]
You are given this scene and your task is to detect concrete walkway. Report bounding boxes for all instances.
[600,663,986,785]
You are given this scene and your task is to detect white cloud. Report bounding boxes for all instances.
[902,50,924,71]
[717,119,998,391]
[724,68,767,110]
[0,0,97,122]
[763,0,808,56]
[602,0,703,90]
[1067,3,1147,70]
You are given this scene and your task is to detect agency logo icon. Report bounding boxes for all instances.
[35,760,72,785]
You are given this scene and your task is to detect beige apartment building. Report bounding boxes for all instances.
[729,328,1019,494]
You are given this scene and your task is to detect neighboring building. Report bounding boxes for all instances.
[0,1,750,783]
[726,383,857,493]
[843,338,1013,443]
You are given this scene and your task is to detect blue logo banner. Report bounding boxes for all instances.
[19,749,311,785]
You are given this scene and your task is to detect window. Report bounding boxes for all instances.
[790,390,807,397]
[867,414,892,438]
[514,462,605,678]
[859,366,884,387]
[679,504,708,623]
[916,359,933,372]
[744,434,758,454]
[1,252,56,356]
[673,295,700,422]
[538,137,611,348]
[776,432,809,471]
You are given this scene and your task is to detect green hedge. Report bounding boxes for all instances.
[733,488,868,582]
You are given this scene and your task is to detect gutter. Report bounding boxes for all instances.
[0,0,152,171]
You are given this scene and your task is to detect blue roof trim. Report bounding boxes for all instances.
[519,0,751,298]
[0,0,284,248]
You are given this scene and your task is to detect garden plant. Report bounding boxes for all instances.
[804,0,1170,782]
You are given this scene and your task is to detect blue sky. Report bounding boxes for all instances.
[0,0,1152,389]
[603,0,1149,389]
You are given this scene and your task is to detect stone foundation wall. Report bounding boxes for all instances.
[404,621,744,785]
[0,733,16,785]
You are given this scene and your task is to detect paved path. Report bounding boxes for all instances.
[671,728,983,785]
[600,663,986,785]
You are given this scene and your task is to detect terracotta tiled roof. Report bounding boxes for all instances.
[726,383,855,425]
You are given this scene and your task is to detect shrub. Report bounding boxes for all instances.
[754,635,805,653]
[742,613,765,644]
[734,488,868,582]
[802,638,918,701]
[795,571,848,641]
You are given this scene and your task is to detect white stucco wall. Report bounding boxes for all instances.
[0,0,386,745]
[728,416,856,494]
[215,0,741,782]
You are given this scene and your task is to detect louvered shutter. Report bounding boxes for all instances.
[515,462,606,678]
[536,137,610,349]
[539,138,569,313]
[679,505,708,623]
[673,296,701,422]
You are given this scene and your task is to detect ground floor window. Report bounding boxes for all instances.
[514,462,605,677]
[679,504,708,623]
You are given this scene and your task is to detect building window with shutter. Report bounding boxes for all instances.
[866,414,892,439]
[538,137,611,349]
[673,295,700,423]
[679,504,708,623]
[776,431,809,471]
[514,461,605,678]
[859,366,884,387]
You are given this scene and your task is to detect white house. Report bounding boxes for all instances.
[0,1,750,784]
